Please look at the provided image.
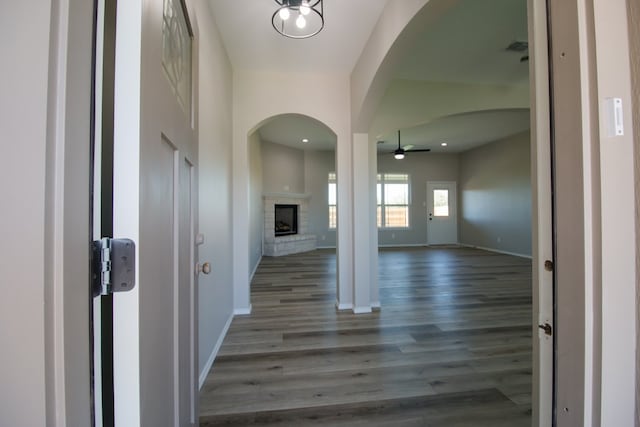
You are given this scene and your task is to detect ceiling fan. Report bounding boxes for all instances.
[391,130,431,159]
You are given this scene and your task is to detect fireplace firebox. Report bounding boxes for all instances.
[274,204,298,236]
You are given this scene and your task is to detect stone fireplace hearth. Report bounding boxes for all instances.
[263,193,316,256]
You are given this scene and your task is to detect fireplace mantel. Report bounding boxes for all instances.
[263,192,311,200]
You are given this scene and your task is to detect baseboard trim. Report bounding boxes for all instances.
[233,305,252,316]
[316,245,337,249]
[353,306,373,314]
[459,243,532,259]
[377,243,428,248]
[335,301,353,311]
[250,256,262,282]
[371,301,381,309]
[199,312,233,389]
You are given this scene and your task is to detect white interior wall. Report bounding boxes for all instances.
[1,3,54,426]
[458,131,532,257]
[261,140,305,193]
[196,2,235,383]
[304,150,337,247]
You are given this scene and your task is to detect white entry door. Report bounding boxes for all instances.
[111,0,198,425]
[426,181,458,245]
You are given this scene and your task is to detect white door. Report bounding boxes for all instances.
[111,0,198,425]
[426,181,458,245]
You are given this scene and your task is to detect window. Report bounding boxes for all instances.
[328,172,337,229]
[377,173,410,228]
[162,0,192,115]
[433,189,449,216]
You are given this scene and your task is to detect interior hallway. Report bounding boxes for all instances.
[199,247,532,426]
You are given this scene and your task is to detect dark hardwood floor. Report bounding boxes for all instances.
[199,247,532,426]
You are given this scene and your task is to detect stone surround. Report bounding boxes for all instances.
[263,193,316,256]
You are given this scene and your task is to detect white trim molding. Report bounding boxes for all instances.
[198,313,234,389]
[459,243,532,259]
[353,306,373,314]
[335,301,353,311]
[233,305,252,316]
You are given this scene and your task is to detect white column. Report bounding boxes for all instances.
[352,133,373,313]
[335,134,353,310]
[369,135,380,307]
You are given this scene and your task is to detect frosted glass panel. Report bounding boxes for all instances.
[162,0,192,115]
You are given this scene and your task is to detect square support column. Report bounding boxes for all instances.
[352,133,375,313]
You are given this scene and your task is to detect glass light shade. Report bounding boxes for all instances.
[272,0,324,39]
[300,1,310,15]
[279,7,290,20]
[296,14,306,28]
[394,153,405,160]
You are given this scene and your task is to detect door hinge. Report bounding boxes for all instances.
[92,238,136,297]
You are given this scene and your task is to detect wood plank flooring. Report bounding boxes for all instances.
[199,247,532,426]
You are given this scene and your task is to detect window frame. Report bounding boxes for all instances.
[328,172,337,229]
[377,173,411,229]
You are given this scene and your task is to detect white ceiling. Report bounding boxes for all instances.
[395,0,529,85]
[207,0,388,74]
[207,0,530,155]
[376,108,530,154]
[258,114,336,150]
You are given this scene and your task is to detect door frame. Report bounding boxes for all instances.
[527,1,554,425]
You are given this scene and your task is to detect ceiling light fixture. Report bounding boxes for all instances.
[394,130,406,160]
[272,0,324,39]
[441,142,448,147]
[302,138,309,143]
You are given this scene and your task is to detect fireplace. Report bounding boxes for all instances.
[274,204,298,236]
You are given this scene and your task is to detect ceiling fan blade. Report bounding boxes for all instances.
[402,144,414,151]
[409,148,431,152]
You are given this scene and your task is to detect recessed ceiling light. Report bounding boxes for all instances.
[302,138,309,143]
[441,142,448,147]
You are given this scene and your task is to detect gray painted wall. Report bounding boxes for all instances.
[249,132,264,274]
[256,137,531,256]
[196,3,235,380]
[261,140,305,193]
[458,131,532,256]
[304,150,337,246]
[377,153,460,246]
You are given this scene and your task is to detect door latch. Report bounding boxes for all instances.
[538,322,553,336]
[92,238,136,297]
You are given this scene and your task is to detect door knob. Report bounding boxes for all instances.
[196,262,211,275]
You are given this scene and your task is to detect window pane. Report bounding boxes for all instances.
[162,0,192,115]
[376,183,382,205]
[328,183,337,205]
[384,183,408,205]
[383,173,408,182]
[377,206,382,227]
[329,206,337,229]
[433,189,449,216]
[385,206,409,227]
